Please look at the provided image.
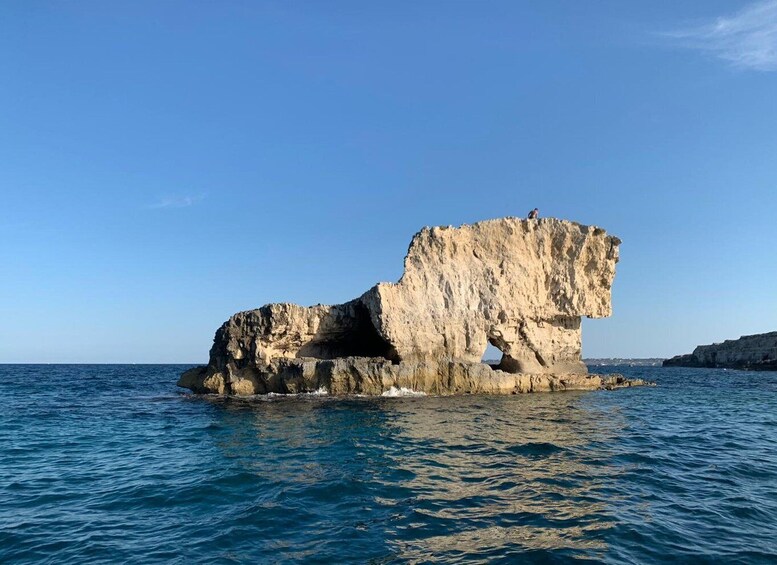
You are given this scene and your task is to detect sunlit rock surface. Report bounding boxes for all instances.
[179,217,645,395]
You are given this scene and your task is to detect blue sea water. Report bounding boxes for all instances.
[1,365,776,564]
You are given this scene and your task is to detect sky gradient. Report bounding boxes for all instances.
[1,1,776,362]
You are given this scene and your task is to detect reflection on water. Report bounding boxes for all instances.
[379,396,621,559]
[205,392,629,561]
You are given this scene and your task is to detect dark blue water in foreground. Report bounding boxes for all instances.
[1,365,776,563]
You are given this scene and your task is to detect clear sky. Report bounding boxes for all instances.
[1,1,776,363]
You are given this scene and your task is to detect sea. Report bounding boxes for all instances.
[1,364,775,564]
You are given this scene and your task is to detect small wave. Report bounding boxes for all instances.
[264,387,329,398]
[507,442,565,456]
[381,386,427,397]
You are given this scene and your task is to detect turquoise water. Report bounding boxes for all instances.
[1,365,775,563]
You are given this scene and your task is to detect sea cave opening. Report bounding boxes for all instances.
[481,335,526,373]
[481,342,503,369]
[296,302,399,362]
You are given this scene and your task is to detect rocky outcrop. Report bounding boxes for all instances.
[180,217,643,395]
[663,331,777,371]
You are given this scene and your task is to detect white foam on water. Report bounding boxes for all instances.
[256,387,329,399]
[302,387,329,396]
[381,386,427,397]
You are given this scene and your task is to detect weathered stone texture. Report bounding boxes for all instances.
[179,217,639,395]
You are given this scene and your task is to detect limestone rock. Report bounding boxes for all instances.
[179,217,642,395]
[663,331,777,371]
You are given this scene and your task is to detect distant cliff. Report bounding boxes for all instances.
[664,332,777,371]
[180,217,647,395]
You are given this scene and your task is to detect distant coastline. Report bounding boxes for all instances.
[584,358,664,367]
[664,331,777,371]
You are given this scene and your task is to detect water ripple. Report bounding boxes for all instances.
[0,365,776,563]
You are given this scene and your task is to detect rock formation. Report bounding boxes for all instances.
[180,217,645,395]
[663,331,777,371]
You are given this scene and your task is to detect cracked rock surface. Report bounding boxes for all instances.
[179,217,640,395]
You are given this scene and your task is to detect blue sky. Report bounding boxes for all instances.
[1,1,775,362]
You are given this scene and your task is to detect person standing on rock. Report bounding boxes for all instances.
[527,208,539,219]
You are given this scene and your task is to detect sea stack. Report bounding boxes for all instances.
[663,332,777,371]
[180,217,644,395]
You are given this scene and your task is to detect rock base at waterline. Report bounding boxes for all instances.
[178,358,648,396]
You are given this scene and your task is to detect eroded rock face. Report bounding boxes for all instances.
[180,217,631,395]
[362,218,619,372]
[663,331,777,371]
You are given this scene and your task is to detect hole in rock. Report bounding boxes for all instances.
[481,342,503,368]
[296,302,399,362]
[482,336,526,373]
